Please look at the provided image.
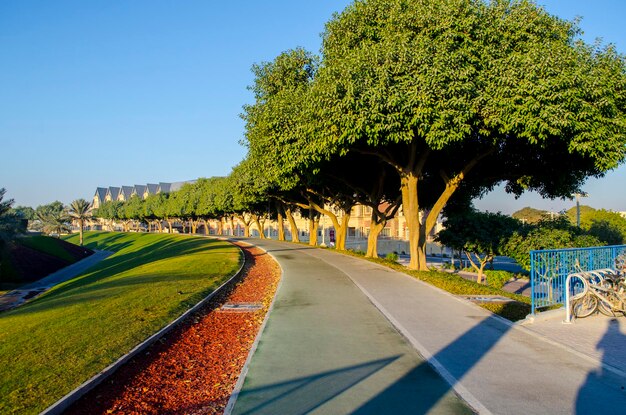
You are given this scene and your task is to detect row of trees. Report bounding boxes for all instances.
[94,0,626,270]
[92,176,301,241]
[235,0,626,270]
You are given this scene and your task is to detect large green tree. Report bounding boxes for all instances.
[302,0,626,269]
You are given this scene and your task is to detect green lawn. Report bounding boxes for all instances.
[17,235,77,263]
[0,232,241,415]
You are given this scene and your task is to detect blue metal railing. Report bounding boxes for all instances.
[530,245,626,314]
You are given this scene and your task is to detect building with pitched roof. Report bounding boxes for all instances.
[144,183,159,199]
[132,185,146,198]
[105,187,120,202]
[118,186,134,201]
[92,187,108,209]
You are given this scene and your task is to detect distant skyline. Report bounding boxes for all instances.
[1,1,624,214]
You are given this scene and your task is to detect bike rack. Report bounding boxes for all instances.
[564,273,582,324]
[564,268,622,324]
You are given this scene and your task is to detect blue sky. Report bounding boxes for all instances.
[0,1,624,214]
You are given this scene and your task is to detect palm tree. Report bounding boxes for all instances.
[68,199,92,246]
[36,210,71,238]
[0,188,22,244]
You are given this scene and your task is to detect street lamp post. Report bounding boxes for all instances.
[573,192,588,228]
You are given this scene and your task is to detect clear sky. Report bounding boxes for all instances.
[1,1,624,213]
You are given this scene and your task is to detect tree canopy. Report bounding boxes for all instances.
[289,0,626,269]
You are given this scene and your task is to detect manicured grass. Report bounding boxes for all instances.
[342,250,531,321]
[17,235,76,263]
[0,232,241,415]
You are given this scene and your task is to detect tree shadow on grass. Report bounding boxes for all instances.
[1,236,240,317]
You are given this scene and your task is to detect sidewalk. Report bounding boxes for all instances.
[231,240,626,414]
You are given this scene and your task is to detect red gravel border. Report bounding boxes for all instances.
[64,242,280,415]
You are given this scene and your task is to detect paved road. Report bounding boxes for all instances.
[230,239,626,415]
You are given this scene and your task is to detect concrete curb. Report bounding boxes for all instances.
[223,240,284,415]
[40,240,246,415]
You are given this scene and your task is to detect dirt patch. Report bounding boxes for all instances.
[64,242,280,415]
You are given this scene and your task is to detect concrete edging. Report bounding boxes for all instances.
[223,240,285,415]
[41,240,247,415]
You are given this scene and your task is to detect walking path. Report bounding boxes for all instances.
[230,239,626,415]
[0,250,113,311]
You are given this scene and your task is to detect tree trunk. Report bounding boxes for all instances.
[167,219,173,233]
[253,215,266,239]
[465,252,490,284]
[337,212,351,251]
[236,214,252,237]
[284,207,300,243]
[217,219,223,235]
[401,171,427,270]
[308,210,319,246]
[306,200,351,251]
[277,207,285,241]
[366,217,386,258]
[229,217,235,236]
[79,219,84,246]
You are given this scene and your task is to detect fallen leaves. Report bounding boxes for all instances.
[65,243,280,415]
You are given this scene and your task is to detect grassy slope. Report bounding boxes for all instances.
[0,232,241,415]
[17,235,77,263]
[1,235,90,290]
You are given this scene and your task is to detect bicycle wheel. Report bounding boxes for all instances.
[572,294,598,318]
[597,293,618,317]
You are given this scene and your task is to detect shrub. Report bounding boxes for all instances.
[483,270,514,289]
[385,252,399,262]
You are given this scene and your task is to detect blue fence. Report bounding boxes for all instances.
[530,245,626,314]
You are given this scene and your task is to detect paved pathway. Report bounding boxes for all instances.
[230,240,470,415]
[0,250,113,311]
[230,239,626,415]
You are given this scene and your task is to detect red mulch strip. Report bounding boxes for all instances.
[65,242,280,415]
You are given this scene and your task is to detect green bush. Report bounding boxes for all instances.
[483,270,513,289]
[385,252,399,262]
[441,261,456,270]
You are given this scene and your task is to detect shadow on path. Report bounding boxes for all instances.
[235,314,513,414]
[235,356,401,415]
[575,318,626,414]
